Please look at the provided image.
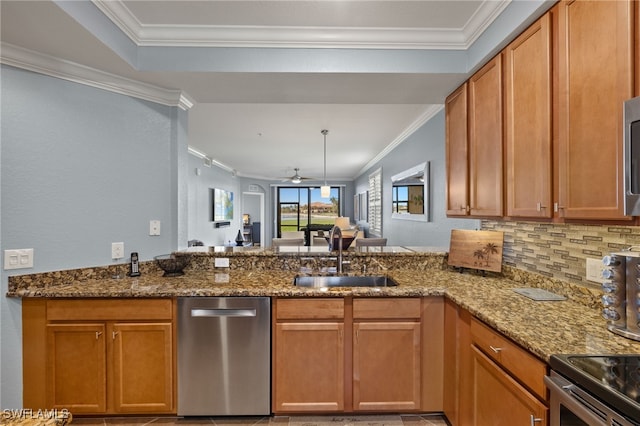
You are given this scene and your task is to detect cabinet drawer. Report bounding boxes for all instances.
[276,298,344,320]
[353,298,421,319]
[46,299,173,321]
[471,317,547,399]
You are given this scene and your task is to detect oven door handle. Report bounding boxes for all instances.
[544,375,609,426]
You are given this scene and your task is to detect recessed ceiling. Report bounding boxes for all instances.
[0,0,533,181]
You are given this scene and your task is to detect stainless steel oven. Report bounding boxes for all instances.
[545,355,640,426]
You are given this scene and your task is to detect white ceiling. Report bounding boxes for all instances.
[0,0,519,181]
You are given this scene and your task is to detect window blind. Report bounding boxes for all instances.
[368,168,382,236]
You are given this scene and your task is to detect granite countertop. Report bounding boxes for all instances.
[8,265,640,362]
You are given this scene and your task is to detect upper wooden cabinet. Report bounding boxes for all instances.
[446,0,636,222]
[468,55,504,217]
[556,0,633,220]
[446,83,469,216]
[505,13,553,218]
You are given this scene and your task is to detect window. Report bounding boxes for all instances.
[277,186,340,237]
[368,168,382,236]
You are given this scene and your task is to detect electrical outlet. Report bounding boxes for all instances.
[586,257,605,283]
[214,258,230,268]
[150,220,161,236]
[111,242,124,259]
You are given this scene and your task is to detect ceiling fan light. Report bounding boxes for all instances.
[292,177,301,184]
[321,185,331,198]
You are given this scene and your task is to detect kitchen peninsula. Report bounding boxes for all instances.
[8,246,640,421]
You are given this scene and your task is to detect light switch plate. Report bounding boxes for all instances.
[112,242,124,259]
[4,248,34,270]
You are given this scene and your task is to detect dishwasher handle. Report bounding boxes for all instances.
[191,308,257,318]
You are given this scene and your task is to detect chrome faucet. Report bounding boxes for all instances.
[328,225,344,274]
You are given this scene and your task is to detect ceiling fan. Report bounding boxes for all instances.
[281,168,313,184]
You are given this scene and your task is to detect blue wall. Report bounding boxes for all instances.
[355,108,479,247]
[0,65,187,408]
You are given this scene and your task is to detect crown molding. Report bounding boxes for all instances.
[355,104,444,179]
[463,0,511,46]
[93,0,509,50]
[0,43,194,110]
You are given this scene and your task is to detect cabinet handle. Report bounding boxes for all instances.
[536,202,547,212]
[489,345,502,353]
[95,331,102,340]
[112,331,119,340]
[530,415,542,425]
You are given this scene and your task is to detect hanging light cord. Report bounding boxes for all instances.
[322,129,328,185]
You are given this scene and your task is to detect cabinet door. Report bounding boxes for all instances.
[353,322,421,411]
[46,323,107,413]
[557,0,633,219]
[274,322,344,412]
[110,322,174,413]
[505,13,553,218]
[446,83,470,216]
[469,55,504,217]
[471,346,547,426]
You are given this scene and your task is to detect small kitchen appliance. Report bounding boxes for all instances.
[601,252,640,341]
[624,95,640,215]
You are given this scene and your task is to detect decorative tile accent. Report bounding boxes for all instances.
[482,220,640,290]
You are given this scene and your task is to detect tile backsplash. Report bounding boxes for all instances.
[482,220,640,289]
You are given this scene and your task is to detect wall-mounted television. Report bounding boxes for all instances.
[212,188,234,222]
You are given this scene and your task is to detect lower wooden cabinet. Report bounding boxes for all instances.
[444,303,549,426]
[24,298,175,415]
[274,322,345,412]
[46,323,107,413]
[273,298,345,412]
[352,298,422,411]
[471,347,547,426]
[273,297,442,414]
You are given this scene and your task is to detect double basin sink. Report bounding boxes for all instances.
[294,275,398,288]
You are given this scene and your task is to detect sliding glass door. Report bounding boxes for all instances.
[277,187,340,238]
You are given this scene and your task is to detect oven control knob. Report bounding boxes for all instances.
[602,269,617,279]
[602,281,619,293]
[602,294,620,307]
[602,308,621,321]
[603,255,621,266]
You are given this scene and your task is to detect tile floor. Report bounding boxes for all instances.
[70,415,449,426]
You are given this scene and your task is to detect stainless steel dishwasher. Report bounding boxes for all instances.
[177,297,271,416]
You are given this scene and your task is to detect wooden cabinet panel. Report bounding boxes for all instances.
[46,323,107,413]
[353,321,421,411]
[353,297,421,319]
[505,13,553,218]
[110,323,174,413]
[276,298,344,320]
[557,0,633,219]
[46,299,172,321]
[469,55,504,217]
[471,346,548,426]
[273,322,345,412]
[446,83,470,216]
[443,301,473,426]
[471,318,547,400]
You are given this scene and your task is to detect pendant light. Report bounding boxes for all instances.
[321,129,331,198]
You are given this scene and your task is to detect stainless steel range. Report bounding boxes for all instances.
[545,354,640,426]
